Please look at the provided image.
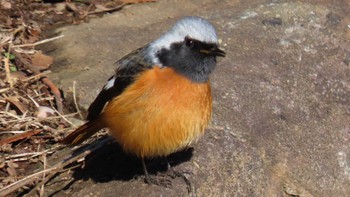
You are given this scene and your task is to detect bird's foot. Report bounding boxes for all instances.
[166,165,194,194]
[143,173,172,188]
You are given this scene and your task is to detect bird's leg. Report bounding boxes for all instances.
[141,158,171,187]
[141,158,153,184]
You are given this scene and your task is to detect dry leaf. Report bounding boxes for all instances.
[32,52,53,70]
[0,130,42,145]
[6,97,28,115]
[10,71,28,81]
[6,164,17,177]
[27,25,42,37]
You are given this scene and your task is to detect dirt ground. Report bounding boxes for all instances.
[2,0,350,196]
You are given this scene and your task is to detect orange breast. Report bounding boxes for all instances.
[102,67,212,158]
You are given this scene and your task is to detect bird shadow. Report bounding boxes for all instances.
[67,136,194,183]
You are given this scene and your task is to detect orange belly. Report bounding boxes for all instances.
[102,67,212,158]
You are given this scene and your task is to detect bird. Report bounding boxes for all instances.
[62,16,225,184]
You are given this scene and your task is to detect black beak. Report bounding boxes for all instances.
[200,47,226,57]
[212,47,226,57]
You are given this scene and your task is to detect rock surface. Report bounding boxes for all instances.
[45,0,350,196]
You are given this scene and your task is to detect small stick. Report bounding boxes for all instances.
[23,91,40,108]
[5,150,54,160]
[87,4,125,15]
[39,153,47,197]
[22,70,52,82]
[48,99,75,127]
[0,111,21,120]
[0,131,26,135]
[2,112,78,124]
[12,35,64,48]
[73,81,83,120]
[4,41,13,88]
[80,3,94,19]
[0,88,10,94]
[87,0,156,15]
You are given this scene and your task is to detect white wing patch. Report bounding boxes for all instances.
[104,76,116,90]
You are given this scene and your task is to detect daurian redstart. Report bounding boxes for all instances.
[62,16,225,184]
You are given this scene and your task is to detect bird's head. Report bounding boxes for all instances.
[148,16,225,83]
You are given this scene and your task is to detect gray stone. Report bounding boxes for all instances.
[45,0,350,196]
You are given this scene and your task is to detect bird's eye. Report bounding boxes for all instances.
[185,37,195,48]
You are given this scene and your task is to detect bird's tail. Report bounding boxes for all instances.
[61,118,105,145]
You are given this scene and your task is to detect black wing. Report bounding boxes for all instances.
[86,46,153,121]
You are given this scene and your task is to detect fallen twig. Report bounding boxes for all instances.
[47,97,75,127]
[22,70,52,82]
[73,81,84,120]
[39,153,47,197]
[4,148,55,160]
[0,111,21,120]
[0,87,10,94]
[12,35,64,48]
[1,112,77,124]
[87,4,125,15]
[4,41,13,88]
[0,131,26,135]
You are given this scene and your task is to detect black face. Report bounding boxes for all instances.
[156,37,225,83]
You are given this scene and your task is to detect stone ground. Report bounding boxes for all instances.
[42,0,350,196]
